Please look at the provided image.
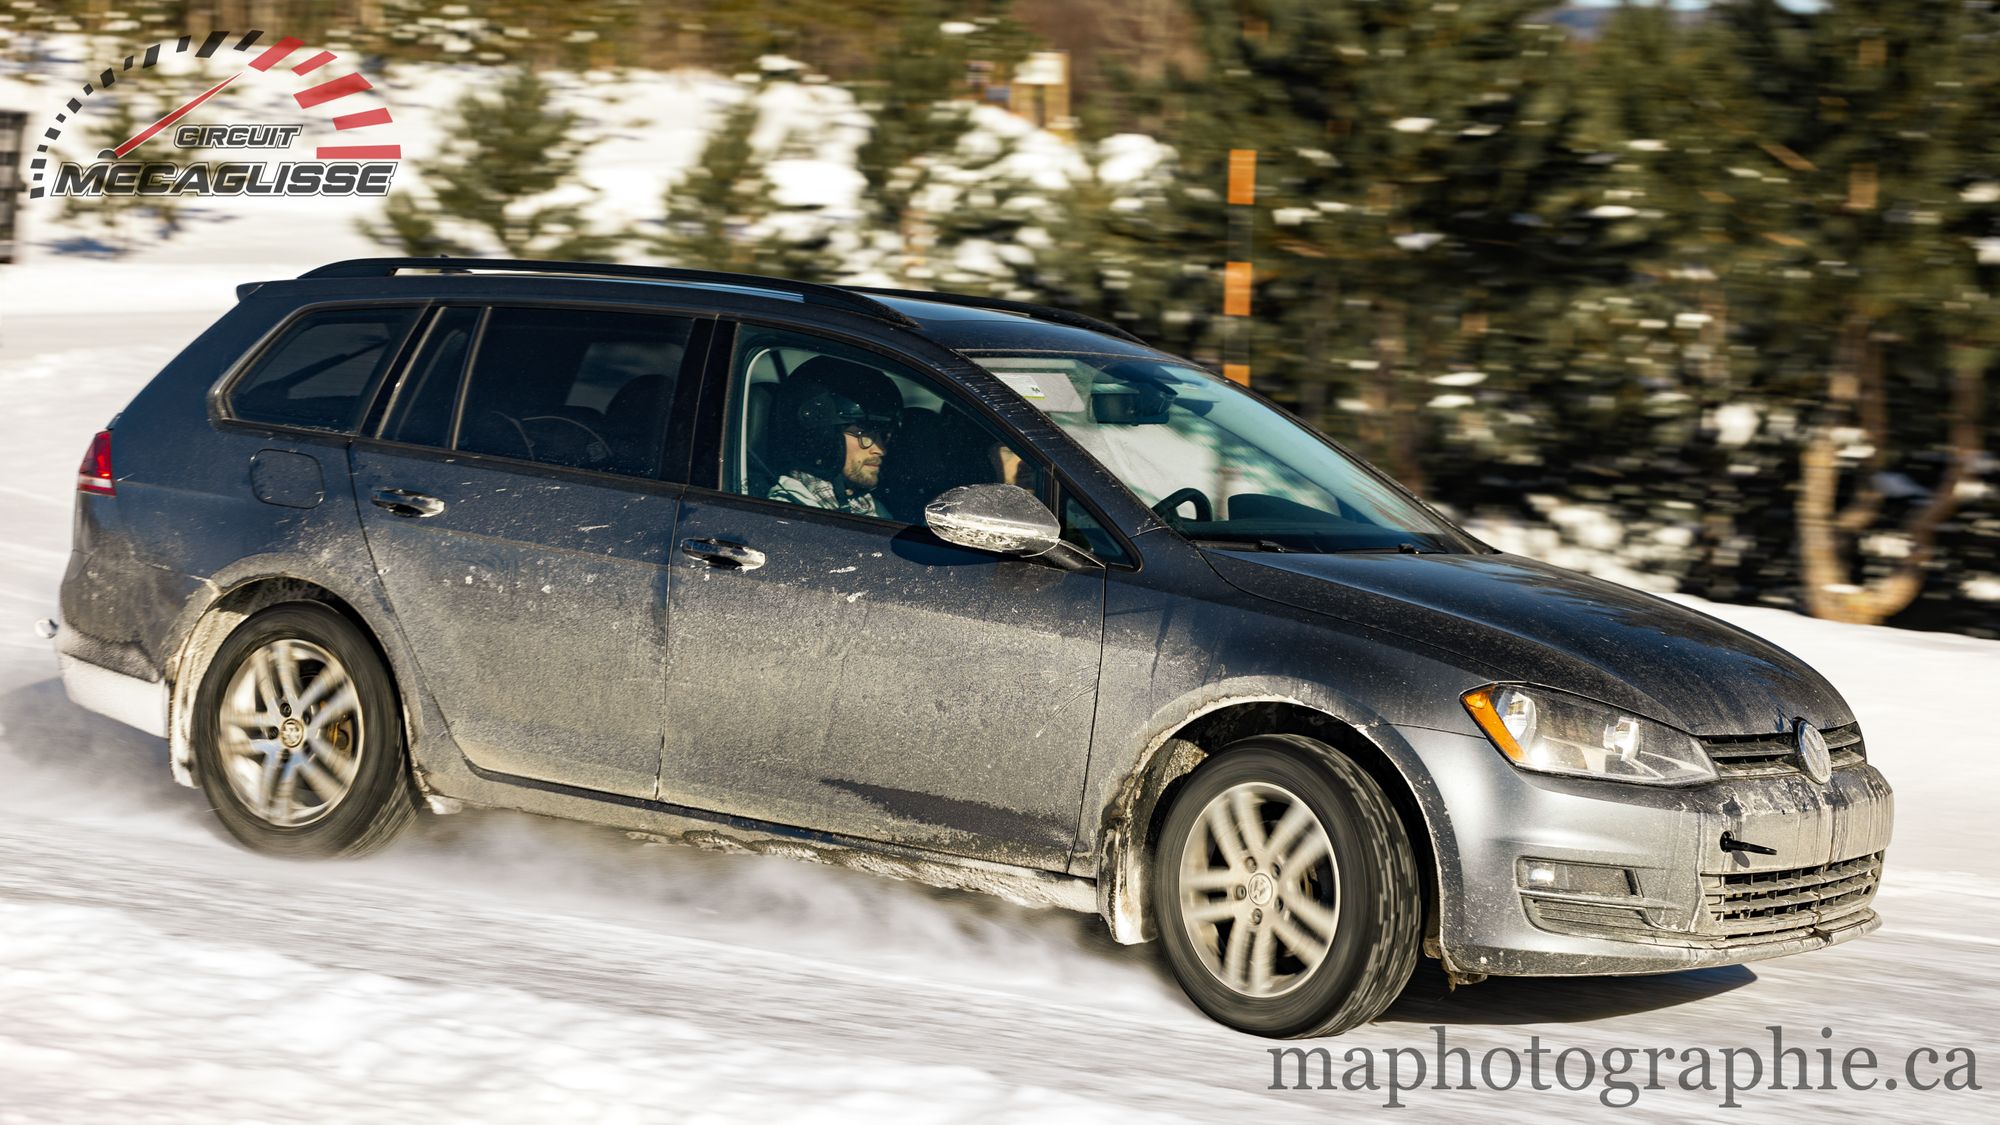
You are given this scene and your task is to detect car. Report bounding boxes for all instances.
[46,256,1893,1038]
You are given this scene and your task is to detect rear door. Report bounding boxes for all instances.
[658,323,1105,870]
[351,303,711,798]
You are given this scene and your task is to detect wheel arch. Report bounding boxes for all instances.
[1095,696,1445,950]
[162,567,421,791]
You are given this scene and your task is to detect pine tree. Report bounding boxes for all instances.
[960,131,1219,359]
[648,64,861,283]
[653,99,770,273]
[1048,1,1642,500]
[360,68,613,260]
[1694,0,1995,625]
[651,5,1043,286]
[1526,3,1762,597]
[848,5,1036,283]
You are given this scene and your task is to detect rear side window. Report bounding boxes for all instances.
[228,306,419,432]
[452,307,701,477]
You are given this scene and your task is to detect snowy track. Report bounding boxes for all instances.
[0,731,1995,1122]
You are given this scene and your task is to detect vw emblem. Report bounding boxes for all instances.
[1794,720,1832,784]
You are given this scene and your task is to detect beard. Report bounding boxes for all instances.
[845,459,882,491]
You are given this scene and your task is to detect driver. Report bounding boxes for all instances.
[767,356,902,519]
[990,443,1026,488]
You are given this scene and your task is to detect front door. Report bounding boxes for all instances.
[658,325,1104,869]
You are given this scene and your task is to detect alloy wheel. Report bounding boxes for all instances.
[1176,780,1341,998]
[216,637,364,827]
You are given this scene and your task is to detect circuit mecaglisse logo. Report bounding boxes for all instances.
[30,29,400,200]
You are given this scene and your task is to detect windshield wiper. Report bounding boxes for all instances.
[1191,537,1294,553]
[1324,542,1430,555]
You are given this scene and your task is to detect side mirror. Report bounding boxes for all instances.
[924,483,1063,557]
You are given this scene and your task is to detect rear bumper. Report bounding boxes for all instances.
[52,625,168,738]
[1400,724,1894,978]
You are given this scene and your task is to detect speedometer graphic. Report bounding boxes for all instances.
[28,29,402,200]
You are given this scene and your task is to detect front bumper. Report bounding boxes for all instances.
[1399,724,1894,978]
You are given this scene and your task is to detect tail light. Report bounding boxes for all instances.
[78,430,116,496]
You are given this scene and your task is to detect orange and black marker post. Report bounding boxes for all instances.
[1223,148,1254,385]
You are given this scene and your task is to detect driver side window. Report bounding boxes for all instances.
[723,326,1042,525]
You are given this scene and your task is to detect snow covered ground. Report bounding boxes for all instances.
[4,53,2000,1125]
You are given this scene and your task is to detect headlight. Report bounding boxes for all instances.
[1462,684,1715,786]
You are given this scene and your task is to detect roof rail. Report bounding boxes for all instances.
[846,285,1148,345]
[299,257,922,330]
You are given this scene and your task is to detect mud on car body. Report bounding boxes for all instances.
[47,257,1893,1038]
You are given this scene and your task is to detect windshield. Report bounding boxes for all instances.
[972,353,1479,554]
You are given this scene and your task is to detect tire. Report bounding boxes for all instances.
[191,602,416,857]
[1151,735,1420,1037]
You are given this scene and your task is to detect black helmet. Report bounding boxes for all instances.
[772,356,902,480]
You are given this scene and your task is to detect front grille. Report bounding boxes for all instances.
[1702,723,1866,780]
[1699,852,1883,941]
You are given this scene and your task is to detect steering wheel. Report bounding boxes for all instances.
[1151,487,1213,523]
[521,414,614,467]
[472,410,536,460]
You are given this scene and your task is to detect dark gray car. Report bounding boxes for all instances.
[48,257,1893,1038]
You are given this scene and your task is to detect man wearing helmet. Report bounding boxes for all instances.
[766,355,904,519]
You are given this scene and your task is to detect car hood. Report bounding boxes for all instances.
[1205,550,1853,737]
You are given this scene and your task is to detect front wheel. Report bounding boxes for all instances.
[191,602,416,857]
[1151,736,1420,1037]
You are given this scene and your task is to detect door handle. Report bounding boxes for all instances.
[370,487,446,518]
[679,537,766,571]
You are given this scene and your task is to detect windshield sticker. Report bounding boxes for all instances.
[987,368,1086,412]
[996,373,1046,399]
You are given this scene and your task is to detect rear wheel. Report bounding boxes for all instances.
[1151,735,1420,1037]
[191,602,415,857]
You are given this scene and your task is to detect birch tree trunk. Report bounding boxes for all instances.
[1798,325,1986,625]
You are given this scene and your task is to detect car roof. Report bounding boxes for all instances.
[282,257,1166,359]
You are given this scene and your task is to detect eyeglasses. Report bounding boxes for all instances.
[842,425,891,448]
